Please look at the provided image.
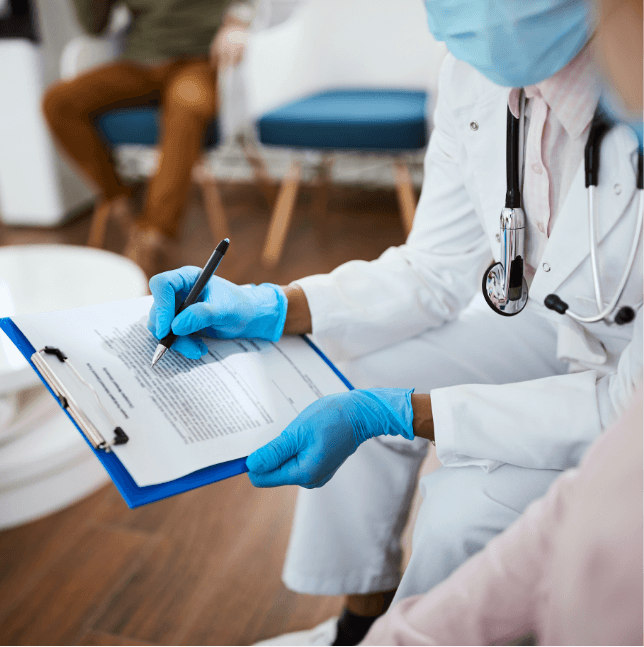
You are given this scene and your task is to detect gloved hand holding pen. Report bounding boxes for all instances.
[147,266,288,359]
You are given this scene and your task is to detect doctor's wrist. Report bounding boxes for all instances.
[411,394,434,443]
[281,284,312,335]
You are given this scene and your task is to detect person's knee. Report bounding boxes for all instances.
[414,496,486,559]
[42,81,79,125]
[167,74,216,119]
[414,469,508,560]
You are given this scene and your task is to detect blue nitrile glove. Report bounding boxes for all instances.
[247,388,415,489]
[147,266,288,359]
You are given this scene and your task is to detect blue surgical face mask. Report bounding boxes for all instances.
[424,0,593,87]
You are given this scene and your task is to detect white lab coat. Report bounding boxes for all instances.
[296,53,642,473]
[281,54,643,602]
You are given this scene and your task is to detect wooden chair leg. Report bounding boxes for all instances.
[310,155,334,218]
[394,160,417,235]
[261,161,301,268]
[87,200,112,248]
[241,138,277,207]
[194,160,230,243]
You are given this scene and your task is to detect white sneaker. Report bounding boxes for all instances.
[254,617,338,646]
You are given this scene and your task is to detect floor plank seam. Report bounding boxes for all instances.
[171,512,293,646]
[79,629,158,647]
[72,533,165,646]
[0,512,98,633]
[92,520,165,541]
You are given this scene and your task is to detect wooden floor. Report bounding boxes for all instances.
[0,181,408,646]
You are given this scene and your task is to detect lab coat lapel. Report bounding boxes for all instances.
[457,89,510,246]
[530,125,639,300]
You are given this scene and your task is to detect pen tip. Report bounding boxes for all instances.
[217,238,230,253]
[151,345,166,368]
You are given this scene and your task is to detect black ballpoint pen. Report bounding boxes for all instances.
[150,238,229,368]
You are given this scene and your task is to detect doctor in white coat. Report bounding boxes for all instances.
[147,0,643,643]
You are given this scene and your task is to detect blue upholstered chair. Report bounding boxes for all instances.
[257,90,428,153]
[58,12,230,249]
[89,106,227,248]
[243,0,446,266]
[96,107,220,150]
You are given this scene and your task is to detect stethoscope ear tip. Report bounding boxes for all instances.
[545,297,636,325]
[614,306,636,325]
[544,294,568,315]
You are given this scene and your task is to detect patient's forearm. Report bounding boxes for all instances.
[411,394,434,442]
[282,284,313,335]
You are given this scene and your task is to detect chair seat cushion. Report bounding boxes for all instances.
[258,89,428,151]
[95,107,219,148]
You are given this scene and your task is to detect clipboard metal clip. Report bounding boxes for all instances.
[31,346,129,451]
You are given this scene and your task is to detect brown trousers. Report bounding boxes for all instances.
[43,58,218,238]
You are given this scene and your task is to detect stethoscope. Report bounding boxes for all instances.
[482,94,643,325]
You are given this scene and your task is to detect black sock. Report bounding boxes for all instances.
[332,608,379,646]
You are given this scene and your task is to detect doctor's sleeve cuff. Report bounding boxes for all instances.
[431,388,504,472]
[431,371,603,471]
[290,275,330,330]
[290,275,356,364]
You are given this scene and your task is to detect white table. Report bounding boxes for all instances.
[0,245,147,529]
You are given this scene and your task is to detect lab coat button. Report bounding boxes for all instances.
[495,233,500,242]
[532,163,542,174]
[470,121,479,131]
[537,222,545,233]
[542,262,551,272]
[613,183,622,194]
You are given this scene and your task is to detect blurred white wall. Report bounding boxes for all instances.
[35,0,86,86]
[0,0,92,227]
[35,0,94,217]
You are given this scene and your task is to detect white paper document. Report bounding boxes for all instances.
[14,296,350,486]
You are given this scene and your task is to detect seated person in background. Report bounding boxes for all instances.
[42,0,254,276]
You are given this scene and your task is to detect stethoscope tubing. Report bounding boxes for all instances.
[563,188,643,324]
[487,96,643,324]
[588,186,604,309]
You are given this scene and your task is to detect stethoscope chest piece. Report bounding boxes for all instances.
[483,206,529,316]
[483,261,529,316]
[483,104,530,317]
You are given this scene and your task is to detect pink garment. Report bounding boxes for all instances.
[361,387,643,646]
[508,44,600,280]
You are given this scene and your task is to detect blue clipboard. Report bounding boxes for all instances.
[0,317,353,509]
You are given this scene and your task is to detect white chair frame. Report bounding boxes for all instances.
[241,0,447,266]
